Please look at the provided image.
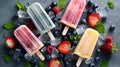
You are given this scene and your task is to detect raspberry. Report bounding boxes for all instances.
[26,20,36,30]
[47,45,54,53]
[105,36,113,43]
[52,6,60,14]
[101,42,112,54]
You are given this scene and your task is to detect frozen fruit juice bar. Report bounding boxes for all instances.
[27,3,55,40]
[74,28,99,67]
[14,25,45,61]
[61,0,86,35]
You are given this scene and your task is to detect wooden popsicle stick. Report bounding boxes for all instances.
[47,31,55,40]
[62,26,69,35]
[76,57,83,67]
[36,51,45,61]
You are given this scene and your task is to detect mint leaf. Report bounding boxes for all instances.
[101,60,109,67]
[25,61,30,67]
[57,0,66,10]
[3,54,11,63]
[69,34,80,40]
[16,1,25,11]
[108,0,114,9]
[95,22,105,34]
[38,61,45,67]
[3,22,15,30]
[69,35,74,40]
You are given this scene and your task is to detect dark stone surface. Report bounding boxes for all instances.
[0,0,120,67]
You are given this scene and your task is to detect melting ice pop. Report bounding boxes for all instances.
[14,25,45,61]
[74,28,99,67]
[60,0,86,35]
[27,3,55,40]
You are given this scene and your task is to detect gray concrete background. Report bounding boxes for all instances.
[0,0,120,67]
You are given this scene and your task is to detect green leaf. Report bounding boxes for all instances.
[3,22,15,30]
[16,1,25,11]
[69,35,74,40]
[3,54,11,63]
[95,22,105,34]
[38,61,45,67]
[101,60,109,67]
[25,61,30,67]
[57,0,66,10]
[108,0,114,9]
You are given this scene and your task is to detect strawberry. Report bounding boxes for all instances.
[88,13,101,27]
[48,59,60,67]
[52,6,60,14]
[105,36,113,43]
[26,20,36,30]
[57,41,71,55]
[5,36,17,49]
[100,42,112,54]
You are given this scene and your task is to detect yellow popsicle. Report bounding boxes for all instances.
[74,28,99,67]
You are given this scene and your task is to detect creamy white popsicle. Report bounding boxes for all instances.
[27,3,55,40]
[74,28,99,67]
[14,25,45,61]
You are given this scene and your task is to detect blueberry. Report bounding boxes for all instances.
[81,19,87,24]
[45,55,51,60]
[45,6,52,13]
[92,3,98,10]
[52,17,58,23]
[64,61,70,67]
[107,54,112,59]
[101,16,107,22]
[95,57,100,63]
[72,30,77,35]
[66,32,71,36]
[96,48,101,53]
[53,30,61,37]
[34,64,38,67]
[89,63,95,67]
[46,40,51,46]
[88,8,94,14]
[12,13,18,20]
[87,0,94,7]
[51,1,57,8]
[31,59,39,64]
[72,40,78,46]
[63,36,68,40]
[8,50,14,55]
[109,25,115,31]
[15,58,21,63]
[58,53,64,59]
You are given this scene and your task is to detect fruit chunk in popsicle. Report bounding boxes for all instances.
[27,3,55,40]
[74,28,99,67]
[60,0,86,35]
[14,25,45,61]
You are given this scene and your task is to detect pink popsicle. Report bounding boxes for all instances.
[60,0,86,35]
[14,25,45,61]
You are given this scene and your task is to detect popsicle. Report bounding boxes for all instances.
[14,25,45,61]
[74,28,99,67]
[27,3,55,40]
[60,0,86,35]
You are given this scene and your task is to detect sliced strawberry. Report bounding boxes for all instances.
[101,42,112,54]
[105,36,113,43]
[88,13,100,27]
[48,59,60,67]
[5,36,17,49]
[57,41,71,55]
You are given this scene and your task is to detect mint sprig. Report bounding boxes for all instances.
[57,0,66,10]
[16,1,25,11]
[69,34,80,40]
[38,61,45,67]
[108,0,114,9]
[3,54,11,63]
[3,22,15,30]
[95,22,105,34]
[101,60,109,67]
[25,61,30,67]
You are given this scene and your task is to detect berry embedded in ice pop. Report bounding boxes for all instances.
[27,3,55,40]
[14,25,45,61]
[74,28,99,67]
[60,0,86,35]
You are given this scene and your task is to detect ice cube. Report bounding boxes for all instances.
[85,57,93,64]
[24,53,33,61]
[40,46,47,52]
[76,25,86,35]
[17,11,30,19]
[50,38,61,46]
[13,49,21,60]
[51,48,58,58]
[38,34,50,44]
